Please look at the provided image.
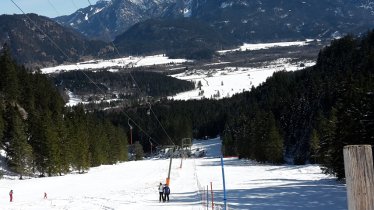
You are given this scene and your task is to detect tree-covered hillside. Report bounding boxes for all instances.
[225,31,373,178]
[0,14,109,68]
[0,46,128,178]
[53,69,195,98]
[107,31,374,179]
[113,18,237,59]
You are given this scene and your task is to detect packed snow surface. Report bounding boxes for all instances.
[0,138,347,209]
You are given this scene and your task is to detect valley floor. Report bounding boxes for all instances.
[0,138,347,209]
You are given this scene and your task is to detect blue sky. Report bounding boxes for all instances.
[1,0,100,18]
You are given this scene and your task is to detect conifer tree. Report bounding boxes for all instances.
[70,105,90,173]
[0,102,4,142]
[309,129,320,164]
[265,114,284,164]
[2,103,32,179]
[28,112,49,176]
[319,108,337,176]
[88,118,109,166]
[0,47,19,101]
[134,141,144,161]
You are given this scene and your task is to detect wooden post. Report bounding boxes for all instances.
[343,145,374,210]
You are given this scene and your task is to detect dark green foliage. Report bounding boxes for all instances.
[0,102,4,142]
[309,129,320,164]
[134,141,144,161]
[221,31,374,177]
[0,45,19,100]
[2,103,32,179]
[0,48,128,177]
[53,70,194,97]
[103,31,374,178]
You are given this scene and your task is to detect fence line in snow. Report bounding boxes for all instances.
[193,159,229,210]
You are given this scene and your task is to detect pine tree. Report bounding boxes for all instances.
[0,102,4,142]
[88,118,109,166]
[319,108,337,176]
[0,47,19,101]
[265,113,284,164]
[309,129,320,164]
[28,112,49,176]
[134,141,144,161]
[2,103,32,179]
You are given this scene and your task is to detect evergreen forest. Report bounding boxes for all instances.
[53,70,195,98]
[106,31,374,179]
[1,30,373,180]
[0,46,128,178]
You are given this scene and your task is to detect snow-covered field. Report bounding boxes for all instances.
[0,138,347,210]
[169,58,315,100]
[40,40,318,103]
[40,54,190,74]
[169,40,318,100]
[217,40,316,54]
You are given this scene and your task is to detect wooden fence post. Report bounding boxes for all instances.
[343,145,374,210]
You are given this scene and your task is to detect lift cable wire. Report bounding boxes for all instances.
[87,0,176,146]
[9,0,160,146]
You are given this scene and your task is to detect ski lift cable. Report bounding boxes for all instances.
[86,0,143,94]
[9,0,160,146]
[86,0,176,146]
[147,102,175,145]
[9,0,103,95]
[47,0,61,16]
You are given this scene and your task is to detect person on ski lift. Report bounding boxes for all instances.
[158,182,164,202]
[163,184,170,202]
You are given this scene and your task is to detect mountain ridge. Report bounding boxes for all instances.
[55,0,374,42]
[0,14,110,68]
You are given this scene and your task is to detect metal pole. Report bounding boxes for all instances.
[221,156,227,210]
[128,119,133,145]
[130,128,133,145]
[207,185,209,210]
[211,182,214,210]
[166,148,173,186]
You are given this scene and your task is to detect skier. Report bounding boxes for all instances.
[9,190,13,202]
[163,184,170,202]
[158,183,164,202]
[44,192,47,199]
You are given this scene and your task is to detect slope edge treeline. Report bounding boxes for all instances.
[224,31,374,179]
[107,31,374,179]
[0,46,128,178]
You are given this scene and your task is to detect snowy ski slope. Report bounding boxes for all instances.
[0,138,347,209]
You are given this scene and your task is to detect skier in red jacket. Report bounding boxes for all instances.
[9,190,13,202]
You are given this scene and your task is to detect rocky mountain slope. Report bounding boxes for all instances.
[0,14,109,68]
[56,0,374,42]
[54,0,178,41]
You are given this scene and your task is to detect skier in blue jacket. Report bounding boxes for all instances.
[163,184,170,202]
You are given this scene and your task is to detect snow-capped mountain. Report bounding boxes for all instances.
[55,0,374,42]
[54,0,182,41]
[0,14,108,67]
